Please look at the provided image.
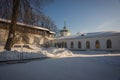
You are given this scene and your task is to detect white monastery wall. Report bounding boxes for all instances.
[54,35,120,51]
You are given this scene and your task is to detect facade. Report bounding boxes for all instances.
[0,18,55,46]
[60,26,70,37]
[60,20,70,37]
[52,31,120,51]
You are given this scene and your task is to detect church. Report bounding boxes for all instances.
[52,23,120,51]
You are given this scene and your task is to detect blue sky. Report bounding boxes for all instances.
[44,0,120,34]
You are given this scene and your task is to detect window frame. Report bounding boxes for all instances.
[86,41,90,49]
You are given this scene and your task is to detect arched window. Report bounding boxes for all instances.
[106,39,112,49]
[58,43,62,48]
[62,41,64,48]
[54,43,56,47]
[64,42,67,48]
[71,41,74,48]
[86,41,90,49]
[78,41,81,48]
[95,40,100,49]
[0,35,1,41]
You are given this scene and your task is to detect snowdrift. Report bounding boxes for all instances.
[0,45,73,61]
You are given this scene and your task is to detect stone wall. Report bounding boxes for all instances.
[0,29,47,46]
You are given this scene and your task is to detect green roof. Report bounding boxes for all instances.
[60,29,70,32]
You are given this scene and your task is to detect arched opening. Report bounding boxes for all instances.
[95,40,100,49]
[64,42,67,48]
[86,41,90,49]
[106,39,112,49]
[78,41,81,48]
[62,41,64,48]
[59,43,62,48]
[54,43,56,47]
[71,41,74,48]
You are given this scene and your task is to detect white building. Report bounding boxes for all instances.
[52,31,120,51]
[60,20,70,37]
[60,26,70,37]
[0,18,55,46]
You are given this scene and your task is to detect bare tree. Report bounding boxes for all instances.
[0,0,13,19]
[4,0,20,50]
[39,15,58,32]
[0,0,52,50]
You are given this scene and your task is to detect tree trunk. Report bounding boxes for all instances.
[4,0,20,51]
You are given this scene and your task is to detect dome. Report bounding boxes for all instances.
[60,29,70,32]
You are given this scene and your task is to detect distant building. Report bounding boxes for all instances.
[52,31,120,51]
[60,20,70,37]
[0,18,55,46]
[60,26,70,37]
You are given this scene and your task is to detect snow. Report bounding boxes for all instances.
[0,45,74,61]
[71,50,120,57]
[0,44,120,80]
[0,44,120,61]
[0,18,55,34]
[57,31,120,40]
[0,56,120,80]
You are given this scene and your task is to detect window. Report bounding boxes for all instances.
[71,41,74,48]
[59,43,62,48]
[58,43,61,48]
[54,43,56,47]
[0,35,1,41]
[78,41,81,48]
[62,41,64,48]
[95,40,100,49]
[64,42,67,48]
[86,41,90,49]
[106,39,112,49]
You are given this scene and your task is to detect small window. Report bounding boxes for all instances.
[0,35,1,41]
[62,41,64,48]
[58,43,61,48]
[106,39,112,49]
[78,41,81,48]
[64,42,67,48]
[86,41,90,49]
[95,40,100,49]
[71,41,74,48]
[54,43,56,47]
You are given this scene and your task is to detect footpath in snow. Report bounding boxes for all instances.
[0,44,120,61]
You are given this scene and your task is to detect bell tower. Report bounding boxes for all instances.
[60,19,70,37]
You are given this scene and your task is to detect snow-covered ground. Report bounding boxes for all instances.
[0,45,74,61]
[0,44,120,61]
[71,50,120,57]
[0,56,120,80]
[0,45,120,80]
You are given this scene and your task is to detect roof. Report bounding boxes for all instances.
[60,26,70,32]
[56,31,120,40]
[49,31,55,34]
[60,29,70,32]
[0,18,55,34]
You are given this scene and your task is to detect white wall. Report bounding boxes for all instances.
[61,32,70,37]
[0,29,46,45]
[28,34,45,45]
[54,36,120,51]
[0,29,8,42]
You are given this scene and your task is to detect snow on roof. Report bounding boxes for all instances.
[17,22,49,31]
[49,31,55,34]
[56,31,120,40]
[0,18,55,34]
